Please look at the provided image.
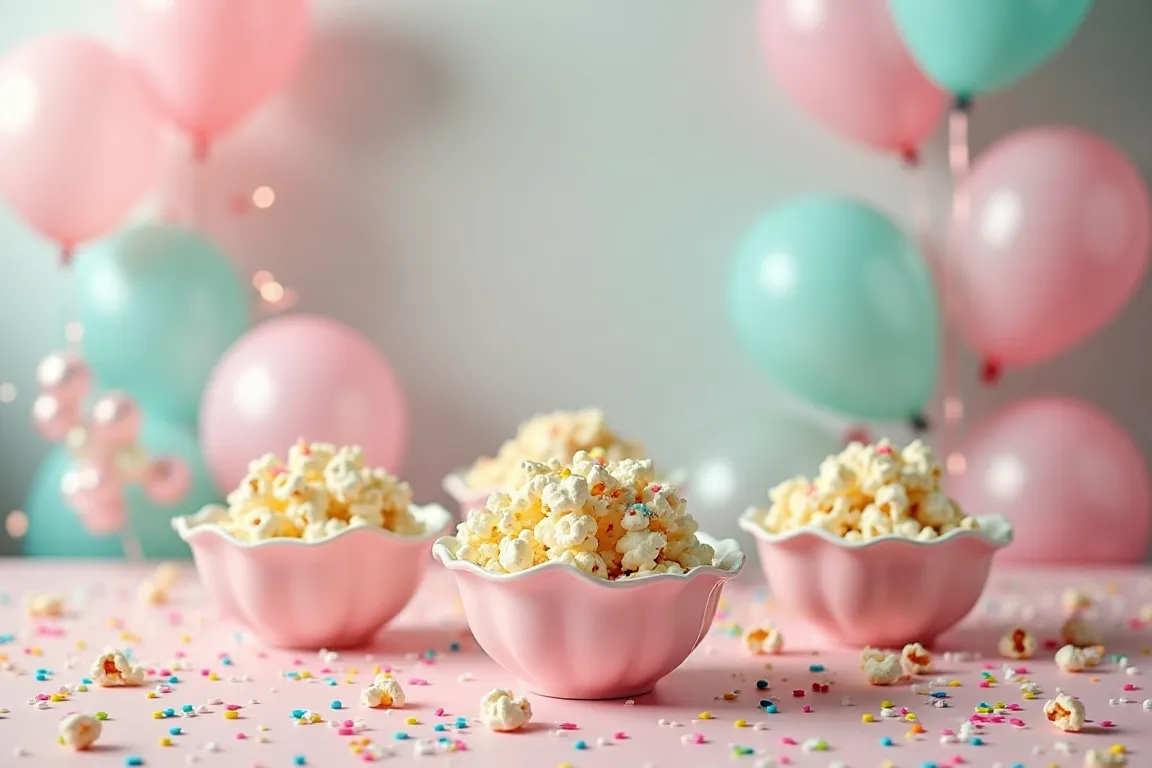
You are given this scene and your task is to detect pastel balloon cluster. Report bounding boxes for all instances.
[32,352,191,535]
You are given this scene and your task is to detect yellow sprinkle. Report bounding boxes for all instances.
[861,713,874,723]
[50,694,65,702]
[948,680,961,687]
[697,711,713,720]
[309,713,322,724]
[180,634,191,644]
[351,746,362,755]
[29,647,42,656]
[880,700,894,708]
[299,671,312,679]
[159,737,172,747]
[58,736,65,745]
[560,468,572,478]
[152,711,165,719]
[559,763,574,768]
[146,692,158,699]
[1023,692,1036,700]
[1090,677,1101,683]
[348,667,358,675]
[296,718,308,725]
[405,717,419,725]
[1110,744,1128,754]
[257,736,269,743]
[208,673,220,681]
[76,640,87,650]
[904,713,917,721]
[224,710,239,720]
[76,685,87,692]
[994,702,1006,709]
[733,719,748,728]
[373,665,381,675]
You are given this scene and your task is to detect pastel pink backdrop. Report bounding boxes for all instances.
[949,127,1151,370]
[0,36,162,247]
[759,0,947,154]
[200,314,408,493]
[952,397,1152,564]
[119,0,309,149]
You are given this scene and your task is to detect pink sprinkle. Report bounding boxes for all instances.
[1009,718,1025,727]
[235,733,247,740]
[613,731,627,740]
[159,669,172,677]
[1014,667,1028,674]
[1101,720,1115,727]
[990,716,1004,724]
[35,694,49,701]
[779,757,792,765]
[407,678,429,686]
[557,722,579,730]
[342,720,354,728]
[979,681,992,688]
[226,704,242,711]
[147,668,157,675]
[319,667,332,674]
[1129,618,1145,630]
[950,758,965,765]
[434,708,445,717]
[900,708,909,715]
[651,485,662,492]
[157,685,172,694]
[360,753,373,762]
[981,663,995,670]
[339,727,356,736]
[690,733,705,744]
[1124,684,1138,691]
[292,659,304,666]
[200,669,210,677]
[802,705,812,713]
[1007,704,1022,711]
[453,740,467,751]
[380,665,392,673]
[173,651,186,659]
[780,736,797,746]
[876,445,893,455]
[166,612,182,625]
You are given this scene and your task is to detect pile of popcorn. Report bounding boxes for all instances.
[464,408,644,489]
[452,451,714,580]
[190,440,422,542]
[751,438,980,541]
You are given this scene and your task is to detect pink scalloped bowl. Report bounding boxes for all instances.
[442,468,690,521]
[172,504,453,649]
[432,533,745,700]
[738,509,1012,648]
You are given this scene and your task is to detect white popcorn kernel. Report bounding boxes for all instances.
[360,676,405,708]
[1055,644,1087,673]
[901,642,932,674]
[479,688,532,732]
[863,652,903,686]
[1043,694,1086,732]
[743,626,783,655]
[1060,616,1103,648]
[998,627,1036,660]
[58,713,101,750]
[91,650,145,687]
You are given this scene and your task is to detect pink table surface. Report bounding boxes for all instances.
[2,560,1151,768]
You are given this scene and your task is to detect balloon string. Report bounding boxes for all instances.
[120,526,144,562]
[943,99,973,484]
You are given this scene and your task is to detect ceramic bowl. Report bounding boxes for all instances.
[173,504,453,649]
[739,509,1013,648]
[432,533,745,699]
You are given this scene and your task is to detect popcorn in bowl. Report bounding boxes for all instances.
[173,440,452,649]
[434,451,745,699]
[739,438,1012,648]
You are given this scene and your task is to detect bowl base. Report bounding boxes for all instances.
[525,684,656,701]
[256,631,378,651]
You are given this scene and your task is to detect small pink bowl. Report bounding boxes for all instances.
[173,504,452,649]
[432,533,744,699]
[738,510,1012,648]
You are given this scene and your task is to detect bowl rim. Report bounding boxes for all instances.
[738,507,1013,549]
[172,502,454,549]
[432,531,745,587]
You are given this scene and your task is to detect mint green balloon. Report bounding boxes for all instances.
[729,197,940,420]
[22,414,222,558]
[73,224,249,423]
[888,0,1093,96]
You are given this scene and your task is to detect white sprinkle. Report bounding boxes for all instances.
[1109,698,1119,706]
[679,734,695,745]
[596,737,609,746]
[203,742,220,752]
[323,651,339,664]
[840,695,852,706]
[624,699,635,706]
[456,672,473,683]
[269,688,277,694]
[1120,697,1131,704]
[206,698,223,706]
[753,722,768,730]
[12,747,28,757]
[552,729,567,738]
[35,701,49,710]
[328,720,339,728]
[196,705,211,714]
[941,734,957,744]
[1143,699,1152,710]
[1127,666,1141,676]
[247,698,260,705]
[1053,741,1071,754]
[658,718,670,726]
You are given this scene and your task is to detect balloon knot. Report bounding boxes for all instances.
[899,147,920,167]
[59,243,74,268]
[979,359,1002,385]
[842,427,872,446]
[909,413,930,433]
[953,93,973,113]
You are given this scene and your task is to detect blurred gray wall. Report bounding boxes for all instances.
[2,0,1150,555]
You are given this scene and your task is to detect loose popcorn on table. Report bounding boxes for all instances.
[91,649,146,687]
[464,408,644,489]
[58,713,101,750]
[1043,693,1086,732]
[1085,748,1128,767]
[187,440,423,542]
[1062,587,1094,616]
[360,675,405,709]
[998,626,1036,660]
[1061,616,1103,648]
[479,688,533,732]
[450,451,715,580]
[24,592,65,619]
[900,642,932,675]
[749,439,979,540]
[862,651,904,686]
[1055,644,1089,673]
[744,626,784,655]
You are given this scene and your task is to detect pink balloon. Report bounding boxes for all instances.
[760,0,947,154]
[0,37,162,247]
[952,397,1152,564]
[141,457,192,505]
[89,392,142,447]
[119,0,309,149]
[36,351,91,406]
[61,462,127,535]
[200,315,408,492]
[31,393,80,441]
[951,127,1151,370]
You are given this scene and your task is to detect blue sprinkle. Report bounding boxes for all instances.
[969,736,984,746]
[920,763,938,768]
[394,732,409,741]
[291,709,306,719]
[880,736,893,746]
[35,673,48,682]
[424,649,436,659]
[0,633,16,644]
[326,679,338,686]
[125,757,144,767]
[808,664,825,673]
[330,700,343,710]
[35,668,49,675]
[756,680,769,690]
[168,727,182,736]
[930,691,947,698]
[628,503,653,517]
[437,737,451,744]
[978,701,990,708]
[454,717,468,728]
[292,756,306,766]
[765,703,778,714]
[449,642,461,652]
[284,672,299,679]
[181,705,194,713]
[221,658,233,666]
[758,699,770,708]
[433,724,445,732]
[81,677,92,685]
[574,740,588,750]
[163,709,175,718]
[168,676,179,684]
